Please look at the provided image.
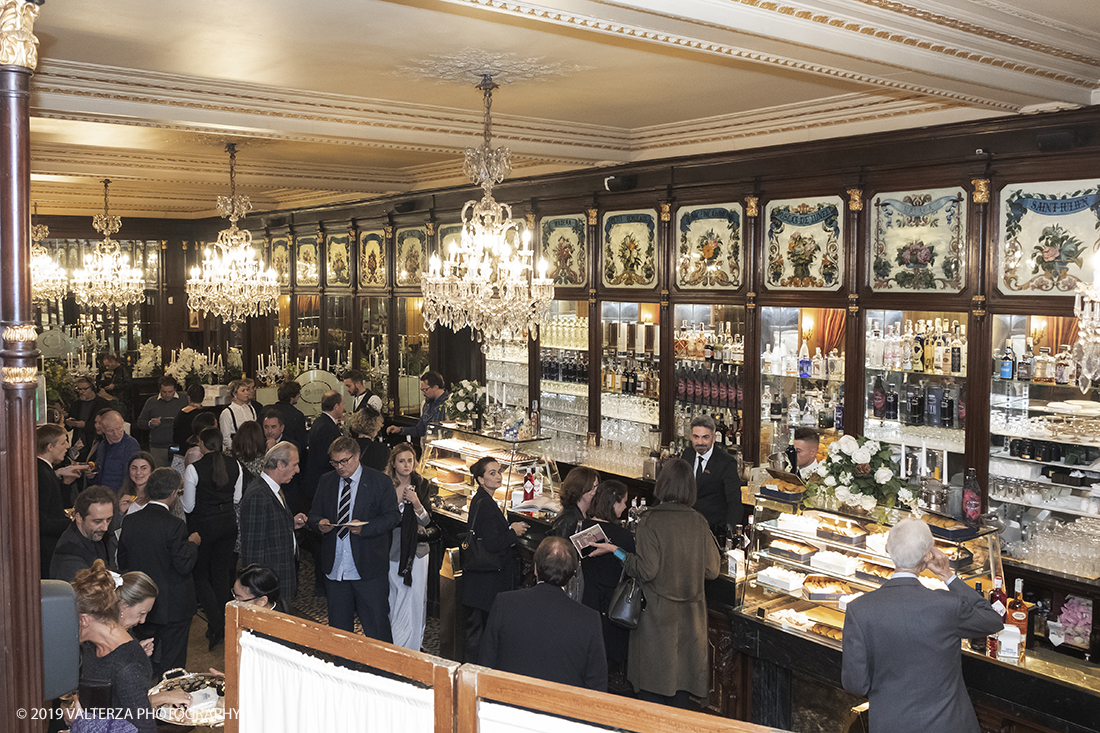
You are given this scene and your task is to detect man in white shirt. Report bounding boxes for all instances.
[343,370,383,413]
[792,427,821,480]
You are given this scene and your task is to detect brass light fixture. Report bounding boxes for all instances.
[70,179,145,311]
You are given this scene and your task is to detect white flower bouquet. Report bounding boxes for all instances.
[805,434,909,513]
[132,342,162,378]
[444,379,486,422]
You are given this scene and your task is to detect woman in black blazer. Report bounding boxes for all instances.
[461,456,528,662]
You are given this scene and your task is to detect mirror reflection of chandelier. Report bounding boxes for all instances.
[1074,264,1100,389]
[421,75,554,348]
[30,202,68,305]
[186,143,279,331]
[71,179,145,311]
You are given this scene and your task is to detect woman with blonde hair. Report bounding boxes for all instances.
[384,442,435,650]
[347,406,388,471]
[118,571,159,657]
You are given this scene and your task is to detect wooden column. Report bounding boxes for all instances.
[0,2,45,727]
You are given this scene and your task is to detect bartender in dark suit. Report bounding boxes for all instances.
[681,414,742,540]
[480,536,607,691]
[308,437,400,641]
[842,519,1004,733]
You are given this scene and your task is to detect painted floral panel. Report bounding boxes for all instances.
[676,203,742,289]
[765,197,843,291]
[358,230,386,288]
[998,178,1100,295]
[325,232,351,287]
[396,227,425,287]
[540,215,587,287]
[295,234,319,287]
[271,235,290,286]
[602,209,657,289]
[871,187,966,292]
[439,224,463,263]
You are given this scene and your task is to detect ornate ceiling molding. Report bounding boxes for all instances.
[395,48,591,83]
[442,0,1024,108]
[966,0,1100,45]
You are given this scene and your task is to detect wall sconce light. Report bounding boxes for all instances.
[801,315,814,343]
[1030,316,1047,345]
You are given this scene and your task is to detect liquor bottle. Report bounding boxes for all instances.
[782,345,797,377]
[901,321,914,371]
[1006,578,1029,638]
[969,581,988,652]
[1034,347,1055,384]
[911,321,925,373]
[762,343,774,375]
[787,394,801,426]
[798,340,811,378]
[693,365,705,404]
[713,323,724,365]
[1000,339,1016,380]
[989,576,1009,619]
[818,396,835,429]
[676,362,687,403]
[923,321,937,373]
[958,323,968,376]
[834,398,844,433]
[885,382,899,420]
[908,384,924,427]
[770,388,783,419]
[714,411,728,446]
[635,362,647,397]
[614,361,624,393]
[811,347,825,379]
[704,328,714,362]
[950,326,963,375]
[762,385,773,421]
[963,468,982,529]
[871,374,887,419]
[941,387,955,429]
[1017,337,1034,382]
[674,321,688,359]
[1054,344,1073,385]
[933,319,946,374]
[718,367,729,408]
[700,365,712,404]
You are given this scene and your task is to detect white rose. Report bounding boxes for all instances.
[874,467,893,484]
[898,488,914,505]
[461,380,472,388]
[852,447,873,465]
[838,435,859,455]
[846,493,863,507]
[817,464,829,477]
[834,485,851,503]
[456,401,467,412]
[865,440,880,454]
[824,475,837,487]
[861,494,878,511]
[829,442,841,456]
[840,472,853,486]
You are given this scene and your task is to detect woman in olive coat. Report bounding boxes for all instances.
[593,457,720,707]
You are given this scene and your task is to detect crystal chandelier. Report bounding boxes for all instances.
[30,202,68,305]
[71,179,145,311]
[186,143,279,331]
[1073,269,1100,390]
[421,75,554,348]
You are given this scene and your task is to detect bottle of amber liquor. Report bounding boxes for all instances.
[1005,578,1029,640]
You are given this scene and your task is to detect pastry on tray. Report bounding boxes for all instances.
[817,516,867,538]
[803,575,853,595]
[769,538,817,557]
[810,623,843,641]
[857,561,893,581]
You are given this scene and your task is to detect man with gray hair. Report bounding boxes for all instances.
[842,518,1004,733]
[239,441,308,602]
[680,413,742,539]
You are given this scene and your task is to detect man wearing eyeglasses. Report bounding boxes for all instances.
[66,376,110,462]
[385,371,448,445]
[308,437,400,640]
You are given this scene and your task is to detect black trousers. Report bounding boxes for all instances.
[326,573,391,642]
[189,511,237,640]
[464,606,491,664]
[150,617,192,680]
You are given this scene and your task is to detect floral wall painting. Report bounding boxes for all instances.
[765,196,843,291]
[271,236,290,286]
[325,232,351,287]
[438,224,463,265]
[602,209,657,289]
[396,227,425,287]
[998,178,1100,295]
[675,203,742,289]
[295,234,320,287]
[871,187,966,293]
[540,215,587,288]
[358,230,386,288]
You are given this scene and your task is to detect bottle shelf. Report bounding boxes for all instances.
[862,421,965,453]
[989,493,1100,519]
[540,380,587,397]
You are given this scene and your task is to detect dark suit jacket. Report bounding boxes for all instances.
[842,576,1005,733]
[307,466,400,580]
[480,583,607,691]
[274,401,308,452]
[300,413,342,511]
[50,521,118,582]
[67,395,112,461]
[117,503,198,624]
[39,458,73,576]
[461,487,518,612]
[682,445,742,530]
[239,475,298,600]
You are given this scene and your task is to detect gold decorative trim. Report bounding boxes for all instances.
[847,189,864,212]
[0,0,40,70]
[848,293,860,316]
[424,222,435,236]
[2,366,38,383]
[525,213,536,231]
[383,224,393,238]
[745,197,759,218]
[659,203,672,222]
[746,291,757,310]
[586,209,598,226]
[3,324,37,343]
[971,179,990,204]
[972,294,987,319]
[160,240,167,250]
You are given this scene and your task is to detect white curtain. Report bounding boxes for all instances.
[478,701,611,733]
[238,631,435,733]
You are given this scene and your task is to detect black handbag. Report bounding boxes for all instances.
[417,520,442,543]
[459,500,502,572]
[607,568,646,629]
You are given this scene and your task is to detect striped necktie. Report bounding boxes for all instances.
[338,477,352,539]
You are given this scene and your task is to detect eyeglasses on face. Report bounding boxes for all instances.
[233,592,259,603]
[330,455,355,468]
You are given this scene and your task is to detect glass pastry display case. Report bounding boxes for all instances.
[419,424,561,522]
[671,303,746,455]
[759,306,847,468]
[740,493,993,649]
[862,308,970,511]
